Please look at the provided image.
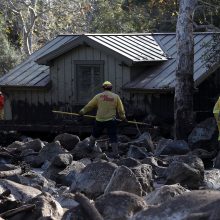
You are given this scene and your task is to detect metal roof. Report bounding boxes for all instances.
[36,34,168,65]
[0,35,78,87]
[0,33,218,89]
[124,33,220,91]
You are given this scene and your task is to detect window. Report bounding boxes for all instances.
[75,61,104,103]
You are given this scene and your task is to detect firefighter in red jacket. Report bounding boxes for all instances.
[0,92,4,120]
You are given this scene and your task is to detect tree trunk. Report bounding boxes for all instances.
[174,0,197,140]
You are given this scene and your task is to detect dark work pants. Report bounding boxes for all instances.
[92,119,118,143]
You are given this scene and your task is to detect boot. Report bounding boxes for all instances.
[111,143,120,158]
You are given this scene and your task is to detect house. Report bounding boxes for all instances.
[0,33,219,132]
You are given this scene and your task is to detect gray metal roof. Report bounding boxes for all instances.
[0,33,218,89]
[124,33,219,91]
[0,35,78,87]
[36,34,168,65]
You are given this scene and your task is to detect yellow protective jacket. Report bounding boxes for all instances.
[213,97,220,140]
[80,91,126,122]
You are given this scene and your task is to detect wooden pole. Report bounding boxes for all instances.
[52,110,149,126]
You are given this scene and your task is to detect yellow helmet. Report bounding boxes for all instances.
[102,81,112,89]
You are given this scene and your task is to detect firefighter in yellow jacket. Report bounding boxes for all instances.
[79,81,127,157]
[213,96,220,141]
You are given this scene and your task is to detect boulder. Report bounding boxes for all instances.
[128,132,154,152]
[127,145,149,160]
[142,157,167,178]
[56,193,79,209]
[11,192,63,220]
[23,154,43,168]
[22,138,45,152]
[117,157,141,168]
[132,190,220,220]
[131,164,154,194]
[15,171,56,193]
[105,165,143,196]
[7,141,24,150]
[145,184,189,205]
[188,117,218,151]
[155,138,190,156]
[51,153,73,168]
[38,141,66,163]
[169,154,205,176]
[165,162,202,189]
[54,133,80,151]
[70,161,118,198]
[214,150,220,169]
[95,191,147,220]
[56,161,85,186]
[71,138,100,160]
[0,179,41,202]
[204,169,220,190]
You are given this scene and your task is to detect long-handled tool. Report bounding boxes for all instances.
[52,110,150,126]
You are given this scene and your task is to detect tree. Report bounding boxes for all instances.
[89,0,178,33]
[174,0,197,140]
[0,15,22,75]
[0,0,90,55]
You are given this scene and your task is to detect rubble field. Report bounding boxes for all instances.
[0,117,220,220]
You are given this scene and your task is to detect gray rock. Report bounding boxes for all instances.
[14,171,56,193]
[71,138,100,160]
[14,192,63,220]
[145,184,189,205]
[38,141,66,163]
[155,138,190,156]
[128,132,154,152]
[70,161,118,198]
[170,154,205,177]
[95,191,147,220]
[204,169,220,190]
[165,162,202,189]
[22,138,45,152]
[0,179,41,202]
[20,148,37,157]
[7,141,24,150]
[127,145,149,160]
[188,117,218,151]
[51,153,73,168]
[131,164,154,194]
[132,190,220,220]
[117,157,141,168]
[105,165,143,196]
[56,193,79,209]
[56,161,85,186]
[54,133,80,151]
[23,154,43,168]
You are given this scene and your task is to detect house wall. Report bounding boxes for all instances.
[4,45,131,123]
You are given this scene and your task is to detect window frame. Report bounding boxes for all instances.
[74,60,104,104]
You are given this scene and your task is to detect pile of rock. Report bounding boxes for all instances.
[0,117,219,220]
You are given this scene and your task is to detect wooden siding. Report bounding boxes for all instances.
[4,45,131,122]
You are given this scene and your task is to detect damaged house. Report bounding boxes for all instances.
[0,33,219,132]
